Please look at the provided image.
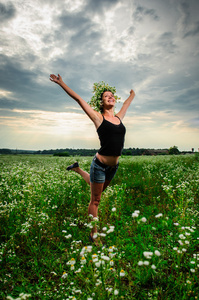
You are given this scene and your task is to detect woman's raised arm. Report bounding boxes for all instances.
[116,89,135,120]
[50,74,102,128]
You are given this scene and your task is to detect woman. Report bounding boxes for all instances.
[50,74,135,244]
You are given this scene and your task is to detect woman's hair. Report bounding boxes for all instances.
[88,81,120,113]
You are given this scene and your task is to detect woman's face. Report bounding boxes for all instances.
[101,91,115,107]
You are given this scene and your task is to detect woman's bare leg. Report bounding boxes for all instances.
[88,182,104,237]
[88,180,112,239]
[68,163,112,242]
[89,182,103,217]
[70,166,90,185]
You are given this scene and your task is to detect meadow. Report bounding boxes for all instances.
[0,154,198,300]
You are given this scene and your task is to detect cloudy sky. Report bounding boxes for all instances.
[0,0,199,151]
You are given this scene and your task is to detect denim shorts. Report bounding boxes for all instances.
[90,156,119,184]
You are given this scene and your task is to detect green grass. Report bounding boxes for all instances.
[0,154,199,300]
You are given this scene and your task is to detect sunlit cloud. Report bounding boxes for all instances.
[0,90,14,98]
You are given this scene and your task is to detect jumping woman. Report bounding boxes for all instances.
[50,74,135,245]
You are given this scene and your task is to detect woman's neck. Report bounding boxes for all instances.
[102,108,115,118]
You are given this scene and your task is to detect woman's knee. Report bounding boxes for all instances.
[91,194,101,207]
[90,182,104,206]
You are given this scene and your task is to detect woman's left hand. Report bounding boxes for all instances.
[49,74,63,85]
[130,89,135,97]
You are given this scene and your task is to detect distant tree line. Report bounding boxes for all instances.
[0,146,195,156]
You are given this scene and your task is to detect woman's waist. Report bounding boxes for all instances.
[96,153,119,167]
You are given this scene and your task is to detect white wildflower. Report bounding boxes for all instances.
[101,255,110,261]
[99,233,106,237]
[95,261,102,268]
[67,258,76,265]
[143,251,153,259]
[92,253,98,261]
[65,234,72,239]
[179,234,185,239]
[70,265,75,271]
[155,213,163,218]
[87,246,92,252]
[80,257,86,265]
[110,260,114,266]
[61,271,67,278]
[107,228,114,234]
[132,212,139,218]
[154,250,161,256]
[75,268,82,273]
[70,223,77,227]
[141,217,147,222]
[185,232,190,236]
[120,269,125,276]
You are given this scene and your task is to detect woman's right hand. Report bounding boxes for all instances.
[49,74,63,85]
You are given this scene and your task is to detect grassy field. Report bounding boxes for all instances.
[0,154,199,300]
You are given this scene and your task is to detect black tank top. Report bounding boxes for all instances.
[97,116,126,156]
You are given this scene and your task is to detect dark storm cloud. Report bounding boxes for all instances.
[57,8,102,46]
[0,2,16,23]
[178,1,199,38]
[144,8,159,21]
[128,26,135,36]
[132,5,159,22]
[0,54,37,95]
[178,1,190,27]
[86,0,119,13]
[183,21,199,38]
[59,11,102,47]
[157,32,177,53]
[59,13,91,31]
[174,87,199,111]
[0,54,66,112]
[135,84,199,116]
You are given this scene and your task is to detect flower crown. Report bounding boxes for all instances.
[88,81,120,113]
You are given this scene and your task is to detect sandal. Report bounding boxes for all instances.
[66,162,79,171]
